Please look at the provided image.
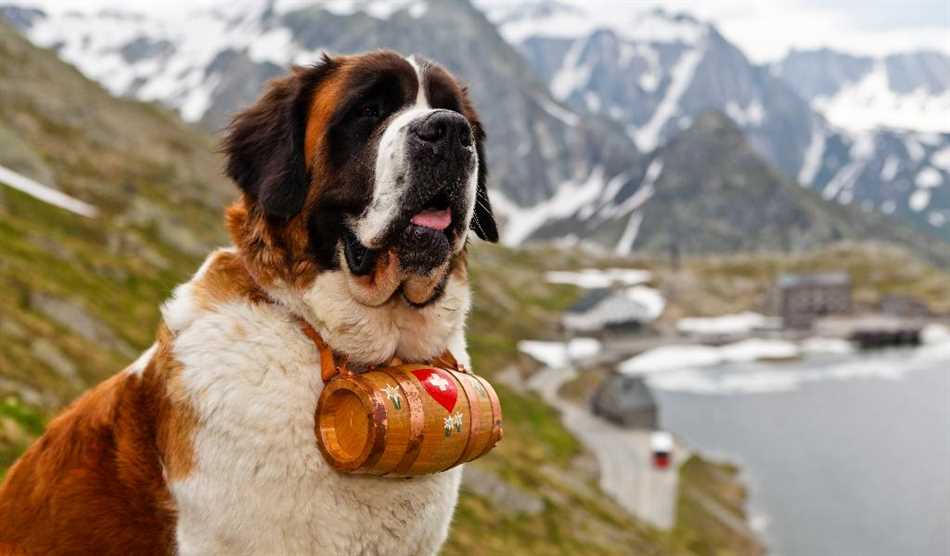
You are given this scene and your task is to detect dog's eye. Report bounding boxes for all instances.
[360,102,382,120]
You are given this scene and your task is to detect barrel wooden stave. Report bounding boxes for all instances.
[316,364,503,476]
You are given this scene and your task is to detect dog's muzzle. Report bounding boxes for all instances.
[344,110,475,276]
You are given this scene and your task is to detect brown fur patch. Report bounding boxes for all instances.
[0,242,282,554]
[304,62,351,171]
[192,249,268,310]
[0,347,181,554]
[226,197,320,290]
[151,326,198,483]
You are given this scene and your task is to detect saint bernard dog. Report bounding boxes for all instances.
[0,50,498,556]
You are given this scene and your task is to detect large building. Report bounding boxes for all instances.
[777,272,852,329]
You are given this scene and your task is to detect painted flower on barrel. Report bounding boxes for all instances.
[383,384,402,410]
[443,412,464,436]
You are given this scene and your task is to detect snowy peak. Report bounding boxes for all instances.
[514,16,811,163]
[476,1,708,46]
[482,5,950,241]
[2,1,948,248]
[3,0,646,239]
[4,1,433,121]
[773,48,950,134]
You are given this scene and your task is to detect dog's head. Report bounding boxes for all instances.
[223,50,497,311]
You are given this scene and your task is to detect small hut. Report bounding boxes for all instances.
[562,288,659,334]
[777,272,852,329]
[591,374,658,430]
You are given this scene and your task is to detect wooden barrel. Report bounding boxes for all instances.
[315,364,502,476]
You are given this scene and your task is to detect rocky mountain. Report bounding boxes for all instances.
[3,0,948,250]
[476,1,950,242]
[0,0,644,217]
[526,111,950,265]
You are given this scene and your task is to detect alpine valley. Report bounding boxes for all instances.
[2,0,948,257]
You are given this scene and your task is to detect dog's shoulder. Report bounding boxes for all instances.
[161,247,269,334]
[0,354,177,554]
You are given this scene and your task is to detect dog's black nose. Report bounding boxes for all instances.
[410,110,472,149]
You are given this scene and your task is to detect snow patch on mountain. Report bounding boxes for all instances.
[813,61,950,133]
[799,123,827,185]
[502,166,607,245]
[599,160,661,222]
[776,50,950,135]
[724,99,764,127]
[932,147,950,172]
[880,156,900,181]
[16,0,429,122]
[632,45,704,151]
[535,95,580,126]
[910,189,931,211]
[478,1,706,46]
[550,39,591,99]
[615,212,643,255]
[822,133,875,204]
[916,167,943,189]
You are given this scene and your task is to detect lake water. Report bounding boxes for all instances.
[649,342,950,556]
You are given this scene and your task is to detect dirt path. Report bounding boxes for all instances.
[525,365,680,530]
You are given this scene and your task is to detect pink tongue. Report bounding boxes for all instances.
[411,208,452,231]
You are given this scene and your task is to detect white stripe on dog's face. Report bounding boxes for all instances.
[352,55,478,249]
[406,54,428,106]
[354,56,433,247]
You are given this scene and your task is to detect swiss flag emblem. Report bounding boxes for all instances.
[412,368,458,412]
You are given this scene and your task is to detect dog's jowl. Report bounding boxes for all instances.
[0,50,498,556]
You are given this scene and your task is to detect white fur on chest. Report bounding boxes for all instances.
[271,269,472,368]
[162,266,468,556]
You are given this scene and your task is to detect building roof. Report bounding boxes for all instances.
[566,288,614,314]
[778,272,851,289]
[563,288,657,331]
[592,374,657,414]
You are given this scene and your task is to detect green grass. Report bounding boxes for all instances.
[0,398,44,437]
[671,456,764,556]
[0,21,230,479]
[0,397,46,473]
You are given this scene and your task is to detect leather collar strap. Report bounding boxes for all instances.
[295,318,464,383]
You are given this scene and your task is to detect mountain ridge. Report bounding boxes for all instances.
[524,110,950,265]
[480,2,950,242]
[3,0,947,252]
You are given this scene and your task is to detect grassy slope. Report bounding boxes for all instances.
[672,456,764,556]
[636,242,950,323]
[0,21,231,469]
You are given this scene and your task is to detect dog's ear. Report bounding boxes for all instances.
[222,57,338,220]
[462,92,498,243]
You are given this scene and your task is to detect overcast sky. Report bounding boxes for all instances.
[21,0,950,62]
[659,0,950,61]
